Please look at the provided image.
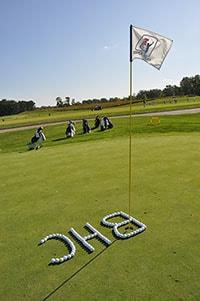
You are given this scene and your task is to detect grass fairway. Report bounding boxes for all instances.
[1,95,200,129]
[0,116,200,300]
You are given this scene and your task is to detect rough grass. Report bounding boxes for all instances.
[0,115,200,300]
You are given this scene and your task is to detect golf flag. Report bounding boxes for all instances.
[131,25,173,70]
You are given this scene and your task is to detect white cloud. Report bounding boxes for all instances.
[103,43,119,51]
[103,45,110,50]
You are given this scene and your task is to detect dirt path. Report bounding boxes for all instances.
[1,107,200,134]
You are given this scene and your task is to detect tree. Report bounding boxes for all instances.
[100,98,108,102]
[0,99,35,116]
[56,97,63,107]
[162,85,175,97]
[71,98,76,105]
[146,89,162,99]
[180,77,193,95]
[136,90,147,100]
[64,97,70,106]
[192,75,200,95]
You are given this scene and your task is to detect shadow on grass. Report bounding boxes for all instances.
[52,133,87,141]
[42,239,117,301]
[52,129,107,142]
[52,137,67,142]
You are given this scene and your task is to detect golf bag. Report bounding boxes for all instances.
[66,122,75,138]
[82,119,91,134]
[27,132,46,150]
[101,117,113,131]
[91,116,100,130]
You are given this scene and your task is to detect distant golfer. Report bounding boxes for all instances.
[28,126,46,150]
[66,120,76,138]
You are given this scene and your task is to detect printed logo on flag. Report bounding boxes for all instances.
[133,35,158,60]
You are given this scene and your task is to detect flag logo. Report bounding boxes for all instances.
[134,35,158,60]
[131,26,173,70]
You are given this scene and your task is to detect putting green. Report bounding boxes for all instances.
[0,130,199,300]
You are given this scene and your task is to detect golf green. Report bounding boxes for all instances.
[0,126,199,300]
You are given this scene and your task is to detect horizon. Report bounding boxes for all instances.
[0,76,196,109]
[0,0,199,107]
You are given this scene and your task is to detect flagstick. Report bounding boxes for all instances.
[126,25,134,231]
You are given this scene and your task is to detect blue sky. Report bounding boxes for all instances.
[0,0,199,107]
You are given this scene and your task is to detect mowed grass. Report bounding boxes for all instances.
[0,115,200,301]
[1,113,200,153]
[1,95,200,129]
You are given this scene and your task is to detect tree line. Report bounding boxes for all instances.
[136,74,200,100]
[56,74,200,106]
[1,75,200,116]
[0,99,35,116]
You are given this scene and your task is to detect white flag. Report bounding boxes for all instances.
[131,25,173,70]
